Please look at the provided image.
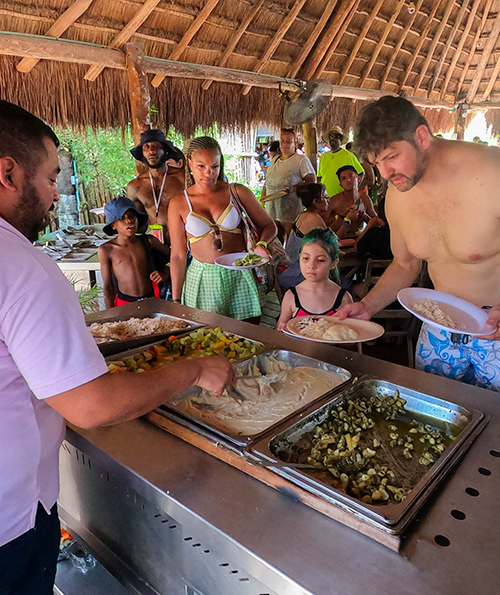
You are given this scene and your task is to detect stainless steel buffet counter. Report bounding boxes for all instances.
[59,301,500,595]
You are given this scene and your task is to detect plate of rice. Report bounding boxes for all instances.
[284,315,385,344]
[398,288,495,336]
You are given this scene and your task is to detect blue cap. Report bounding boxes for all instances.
[103,196,149,236]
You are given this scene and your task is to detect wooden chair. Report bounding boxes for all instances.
[356,259,429,367]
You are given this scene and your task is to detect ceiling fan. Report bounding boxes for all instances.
[282,80,333,126]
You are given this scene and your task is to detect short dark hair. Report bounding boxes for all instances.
[296,183,326,209]
[354,96,430,160]
[268,140,280,153]
[0,100,59,172]
[345,141,353,151]
[336,165,357,181]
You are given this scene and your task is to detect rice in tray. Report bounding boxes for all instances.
[89,317,187,341]
[412,299,455,328]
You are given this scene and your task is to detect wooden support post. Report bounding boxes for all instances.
[302,121,317,174]
[454,104,467,141]
[125,43,150,174]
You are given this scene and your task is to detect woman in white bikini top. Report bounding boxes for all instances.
[168,136,277,304]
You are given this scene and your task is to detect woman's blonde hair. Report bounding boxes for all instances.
[185,136,225,187]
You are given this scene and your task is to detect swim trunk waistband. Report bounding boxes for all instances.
[115,289,155,306]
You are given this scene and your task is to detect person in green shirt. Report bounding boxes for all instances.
[318,125,364,196]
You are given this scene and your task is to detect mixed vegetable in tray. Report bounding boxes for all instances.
[280,389,457,505]
[107,327,262,373]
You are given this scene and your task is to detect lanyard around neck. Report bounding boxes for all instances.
[148,169,167,217]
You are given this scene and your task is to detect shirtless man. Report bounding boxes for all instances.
[127,129,185,243]
[325,165,376,233]
[337,96,500,391]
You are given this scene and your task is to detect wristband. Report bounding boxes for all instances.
[255,240,268,249]
[341,221,350,229]
[343,217,351,224]
[172,299,181,303]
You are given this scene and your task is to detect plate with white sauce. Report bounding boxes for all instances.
[398,288,495,336]
[284,315,385,344]
[214,252,269,270]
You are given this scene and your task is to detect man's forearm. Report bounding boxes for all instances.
[48,358,204,430]
[362,258,421,317]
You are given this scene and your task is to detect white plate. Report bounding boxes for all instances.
[214,252,269,270]
[398,288,494,336]
[284,316,385,344]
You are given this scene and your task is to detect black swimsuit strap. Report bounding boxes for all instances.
[290,286,346,316]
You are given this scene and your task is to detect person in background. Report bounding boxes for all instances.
[0,100,235,595]
[354,197,392,260]
[127,129,185,244]
[336,95,500,391]
[268,140,281,161]
[318,126,364,197]
[98,196,171,308]
[277,228,352,329]
[346,140,376,198]
[168,136,277,323]
[325,165,376,233]
[278,183,328,289]
[262,128,316,239]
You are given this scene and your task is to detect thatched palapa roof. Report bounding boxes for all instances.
[1,1,500,136]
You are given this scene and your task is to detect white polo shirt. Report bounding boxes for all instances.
[0,218,108,547]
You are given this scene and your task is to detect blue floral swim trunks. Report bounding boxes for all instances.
[416,322,500,392]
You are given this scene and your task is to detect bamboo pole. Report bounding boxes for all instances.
[152,0,220,88]
[241,0,307,95]
[16,0,94,73]
[302,121,317,174]
[202,0,264,91]
[84,0,161,81]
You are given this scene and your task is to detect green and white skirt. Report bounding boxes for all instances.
[182,258,262,320]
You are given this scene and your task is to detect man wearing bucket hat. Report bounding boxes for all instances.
[127,129,185,243]
[99,196,171,308]
[318,125,364,197]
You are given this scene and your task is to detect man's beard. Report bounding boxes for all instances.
[146,153,167,169]
[389,148,428,192]
[15,178,51,241]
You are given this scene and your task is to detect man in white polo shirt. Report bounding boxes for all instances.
[0,101,235,594]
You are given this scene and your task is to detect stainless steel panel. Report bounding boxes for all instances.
[164,349,351,447]
[250,377,486,531]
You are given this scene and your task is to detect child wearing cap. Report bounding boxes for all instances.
[98,196,171,308]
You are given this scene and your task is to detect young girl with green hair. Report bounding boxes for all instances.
[277,228,352,330]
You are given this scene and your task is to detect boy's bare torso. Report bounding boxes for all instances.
[387,141,500,308]
[101,237,152,297]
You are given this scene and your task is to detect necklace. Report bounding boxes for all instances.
[148,169,167,217]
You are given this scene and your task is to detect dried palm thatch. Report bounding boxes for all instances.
[0,0,500,134]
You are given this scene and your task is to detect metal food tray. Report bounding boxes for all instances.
[105,328,265,366]
[249,377,486,532]
[160,350,351,448]
[87,312,206,356]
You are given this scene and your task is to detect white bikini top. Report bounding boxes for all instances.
[184,189,241,244]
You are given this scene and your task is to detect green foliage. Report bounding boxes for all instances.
[56,127,136,194]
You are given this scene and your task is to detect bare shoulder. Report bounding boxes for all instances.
[98,239,116,256]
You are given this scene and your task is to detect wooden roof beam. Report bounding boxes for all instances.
[241,0,307,95]
[398,1,442,92]
[311,0,361,80]
[412,0,456,94]
[0,31,457,109]
[428,0,470,95]
[466,6,500,102]
[338,0,385,87]
[379,0,424,89]
[84,0,161,81]
[456,0,493,99]
[358,0,405,89]
[202,0,264,91]
[16,0,94,73]
[439,0,480,99]
[152,0,220,88]
[287,0,338,80]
